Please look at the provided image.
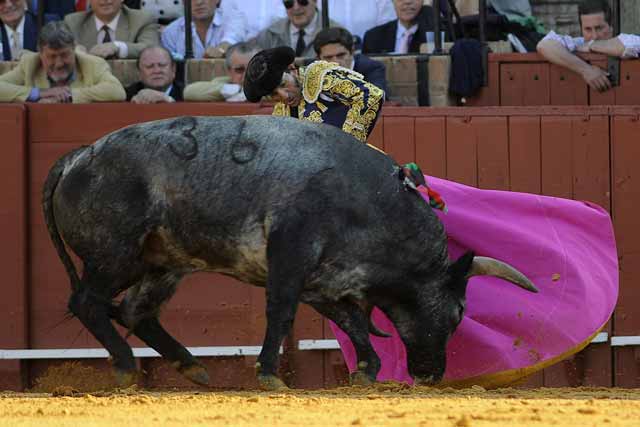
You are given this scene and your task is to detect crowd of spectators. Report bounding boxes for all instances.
[1,0,636,104]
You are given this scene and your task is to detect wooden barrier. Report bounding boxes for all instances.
[0,105,27,390]
[467,53,640,106]
[2,104,639,390]
[4,53,639,107]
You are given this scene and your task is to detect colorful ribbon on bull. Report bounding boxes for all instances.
[402,163,447,213]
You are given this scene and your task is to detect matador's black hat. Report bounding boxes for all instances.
[243,46,296,103]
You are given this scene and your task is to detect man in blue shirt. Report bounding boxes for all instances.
[161,0,243,59]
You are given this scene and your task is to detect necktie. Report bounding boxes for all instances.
[11,31,21,60]
[399,30,412,54]
[102,25,112,43]
[295,29,306,57]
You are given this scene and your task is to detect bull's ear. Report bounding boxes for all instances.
[447,251,475,291]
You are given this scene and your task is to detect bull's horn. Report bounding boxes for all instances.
[467,256,538,293]
[365,304,392,338]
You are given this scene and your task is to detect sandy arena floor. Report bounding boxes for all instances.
[1,384,640,427]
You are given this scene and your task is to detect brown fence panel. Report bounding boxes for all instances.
[446,116,478,187]
[539,113,612,387]
[0,105,27,390]
[475,117,509,190]
[383,116,415,164]
[549,64,588,105]
[611,110,640,387]
[508,116,541,194]
[615,61,640,105]
[500,63,550,106]
[415,117,446,178]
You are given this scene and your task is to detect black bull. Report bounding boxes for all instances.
[42,116,537,389]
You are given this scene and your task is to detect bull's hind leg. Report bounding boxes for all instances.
[111,267,209,386]
[68,267,137,387]
[308,300,381,385]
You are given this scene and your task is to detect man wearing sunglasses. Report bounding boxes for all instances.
[244,46,384,143]
[254,0,339,59]
[184,41,260,102]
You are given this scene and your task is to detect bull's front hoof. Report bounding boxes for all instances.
[350,371,375,386]
[114,369,138,388]
[179,364,210,386]
[257,375,289,391]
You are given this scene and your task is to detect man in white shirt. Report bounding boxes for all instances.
[362,0,435,54]
[161,0,243,59]
[254,0,338,58]
[537,0,640,92]
[317,0,396,42]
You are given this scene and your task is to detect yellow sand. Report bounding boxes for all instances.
[1,385,640,427]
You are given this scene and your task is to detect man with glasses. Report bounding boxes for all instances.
[313,27,387,93]
[244,46,384,143]
[254,0,338,58]
[1,0,38,61]
[125,46,183,103]
[184,41,259,102]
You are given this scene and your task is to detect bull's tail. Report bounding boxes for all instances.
[41,148,85,293]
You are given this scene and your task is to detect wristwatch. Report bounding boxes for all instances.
[586,39,595,52]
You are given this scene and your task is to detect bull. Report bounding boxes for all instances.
[42,115,537,390]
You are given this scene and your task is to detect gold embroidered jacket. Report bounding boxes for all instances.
[272,61,384,143]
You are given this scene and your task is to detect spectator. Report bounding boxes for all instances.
[218,0,286,41]
[1,0,38,61]
[317,0,396,42]
[126,45,183,103]
[254,0,339,58]
[537,0,640,93]
[313,27,387,93]
[243,46,384,143]
[161,0,243,59]
[184,41,259,102]
[64,0,159,59]
[362,0,436,54]
[0,21,126,103]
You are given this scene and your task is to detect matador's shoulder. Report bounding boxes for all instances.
[301,60,365,103]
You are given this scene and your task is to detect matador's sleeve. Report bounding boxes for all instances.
[303,61,384,143]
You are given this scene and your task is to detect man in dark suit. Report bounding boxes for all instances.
[313,26,387,93]
[362,0,436,55]
[125,46,183,103]
[1,0,38,61]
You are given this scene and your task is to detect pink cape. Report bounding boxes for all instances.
[330,176,618,385]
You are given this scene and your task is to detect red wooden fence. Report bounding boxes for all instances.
[1,103,638,390]
[467,53,640,107]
